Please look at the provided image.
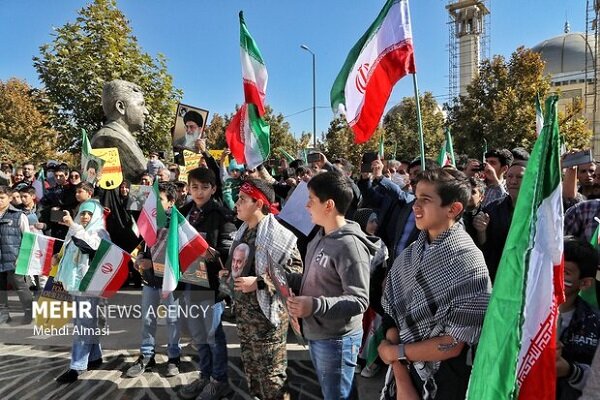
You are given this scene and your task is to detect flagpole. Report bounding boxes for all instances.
[412,74,426,170]
[482,138,488,164]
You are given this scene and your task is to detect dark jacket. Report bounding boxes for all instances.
[558,298,600,399]
[0,207,23,272]
[39,183,77,241]
[481,196,514,283]
[178,199,236,293]
[378,197,419,263]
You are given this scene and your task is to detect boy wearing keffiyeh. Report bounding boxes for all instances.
[225,178,303,400]
[378,168,491,400]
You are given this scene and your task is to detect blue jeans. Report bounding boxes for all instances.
[184,291,228,382]
[140,285,181,359]
[70,296,102,371]
[308,330,362,400]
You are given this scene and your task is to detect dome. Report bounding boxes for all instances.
[531,32,595,76]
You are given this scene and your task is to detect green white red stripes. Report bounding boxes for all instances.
[162,208,209,296]
[137,179,167,247]
[240,11,267,118]
[79,239,131,298]
[15,232,56,276]
[331,0,416,144]
[226,11,271,169]
[437,128,456,167]
[467,95,564,399]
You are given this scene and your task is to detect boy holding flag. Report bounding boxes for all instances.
[0,185,32,325]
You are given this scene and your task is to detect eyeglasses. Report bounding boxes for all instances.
[70,174,80,179]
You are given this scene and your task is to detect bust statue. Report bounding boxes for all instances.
[91,80,149,183]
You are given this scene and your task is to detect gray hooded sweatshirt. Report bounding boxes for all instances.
[289,221,378,340]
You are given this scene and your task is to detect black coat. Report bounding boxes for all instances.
[178,199,236,292]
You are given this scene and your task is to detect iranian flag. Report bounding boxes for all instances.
[162,208,210,296]
[32,168,45,201]
[79,239,131,298]
[535,94,544,137]
[81,128,105,183]
[467,95,565,399]
[137,179,167,247]
[331,0,416,144]
[436,128,456,167]
[226,11,270,169]
[15,232,56,276]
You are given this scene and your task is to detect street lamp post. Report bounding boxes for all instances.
[300,44,317,149]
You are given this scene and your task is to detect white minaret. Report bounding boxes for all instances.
[447,0,490,96]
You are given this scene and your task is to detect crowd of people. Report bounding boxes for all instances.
[0,142,599,400]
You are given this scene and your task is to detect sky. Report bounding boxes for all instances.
[0,0,586,140]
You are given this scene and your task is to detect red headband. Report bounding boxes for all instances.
[240,182,279,215]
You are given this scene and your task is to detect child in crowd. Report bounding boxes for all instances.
[0,185,32,325]
[177,168,236,400]
[287,171,377,400]
[126,183,182,379]
[224,178,302,400]
[378,169,491,400]
[222,159,244,211]
[353,208,389,378]
[557,236,600,399]
[55,199,109,383]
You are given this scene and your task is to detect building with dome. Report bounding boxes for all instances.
[531,21,600,156]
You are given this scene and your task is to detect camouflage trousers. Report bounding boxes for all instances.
[234,293,289,400]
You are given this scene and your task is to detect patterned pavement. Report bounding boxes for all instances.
[0,291,384,400]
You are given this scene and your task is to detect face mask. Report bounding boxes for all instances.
[391,173,406,187]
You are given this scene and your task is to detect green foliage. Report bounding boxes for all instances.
[205,113,230,150]
[383,91,445,161]
[559,97,593,151]
[0,78,66,164]
[33,0,182,155]
[446,47,551,156]
[323,116,379,168]
[263,105,298,155]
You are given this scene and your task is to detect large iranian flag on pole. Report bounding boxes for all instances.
[79,239,131,298]
[137,179,167,247]
[162,208,210,296]
[467,95,565,399]
[15,232,56,276]
[331,0,416,144]
[226,11,270,169]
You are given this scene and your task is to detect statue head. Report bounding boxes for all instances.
[101,80,149,133]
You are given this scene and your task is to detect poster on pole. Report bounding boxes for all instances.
[90,147,123,190]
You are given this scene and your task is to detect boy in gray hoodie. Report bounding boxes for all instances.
[287,171,377,400]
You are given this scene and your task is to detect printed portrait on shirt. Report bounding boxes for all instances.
[226,241,255,279]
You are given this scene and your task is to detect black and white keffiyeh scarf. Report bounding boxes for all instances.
[232,214,297,327]
[382,224,491,398]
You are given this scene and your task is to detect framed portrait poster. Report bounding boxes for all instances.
[172,103,209,153]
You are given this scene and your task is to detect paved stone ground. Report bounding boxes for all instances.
[0,291,385,400]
